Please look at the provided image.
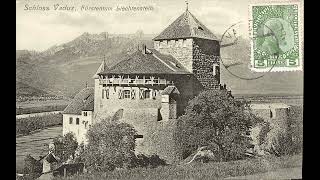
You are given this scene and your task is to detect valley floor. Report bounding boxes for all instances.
[16,126,62,173]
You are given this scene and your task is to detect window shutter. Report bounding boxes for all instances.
[139,89,144,99]
[152,90,156,99]
[102,89,105,99]
[118,89,122,99]
[106,89,109,99]
[131,89,136,99]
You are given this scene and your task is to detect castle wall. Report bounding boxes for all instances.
[97,86,162,114]
[94,78,102,123]
[119,112,182,164]
[250,106,290,154]
[154,39,193,72]
[92,75,199,163]
[154,38,221,89]
[192,38,220,89]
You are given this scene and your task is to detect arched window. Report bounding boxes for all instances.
[69,117,73,124]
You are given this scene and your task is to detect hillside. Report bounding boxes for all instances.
[16,32,303,98]
[16,31,154,98]
[16,81,49,97]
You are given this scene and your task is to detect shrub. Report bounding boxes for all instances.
[53,132,78,162]
[177,90,262,162]
[82,119,137,172]
[131,154,167,169]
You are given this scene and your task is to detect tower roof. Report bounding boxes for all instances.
[153,10,218,41]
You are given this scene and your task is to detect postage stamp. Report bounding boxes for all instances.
[249,1,303,72]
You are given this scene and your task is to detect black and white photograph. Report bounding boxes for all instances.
[16,0,303,179]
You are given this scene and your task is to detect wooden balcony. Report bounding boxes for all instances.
[99,76,173,86]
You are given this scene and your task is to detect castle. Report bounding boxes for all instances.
[63,8,229,163]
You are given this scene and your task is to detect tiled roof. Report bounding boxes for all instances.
[63,87,94,115]
[153,10,218,41]
[98,49,192,75]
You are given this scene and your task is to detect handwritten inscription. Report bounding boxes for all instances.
[23,4,154,12]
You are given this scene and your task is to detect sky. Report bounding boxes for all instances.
[16,0,251,51]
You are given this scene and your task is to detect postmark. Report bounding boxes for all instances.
[249,1,303,72]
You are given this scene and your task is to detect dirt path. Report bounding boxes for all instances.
[16,126,62,172]
[225,166,302,179]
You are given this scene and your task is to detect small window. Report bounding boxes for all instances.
[69,117,73,124]
[106,89,109,99]
[144,90,151,99]
[123,90,131,99]
[76,118,80,125]
[213,64,219,76]
[183,39,187,47]
[198,26,204,31]
[102,89,105,99]
[84,112,87,116]
[134,135,143,139]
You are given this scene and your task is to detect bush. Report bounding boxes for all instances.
[16,114,62,135]
[83,119,137,172]
[53,132,78,162]
[177,90,262,162]
[131,154,167,169]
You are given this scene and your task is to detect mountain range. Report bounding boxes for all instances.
[16,31,303,98]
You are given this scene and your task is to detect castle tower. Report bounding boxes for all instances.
[153,9,220,89]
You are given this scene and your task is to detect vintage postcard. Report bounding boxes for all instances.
[16,0,303,179]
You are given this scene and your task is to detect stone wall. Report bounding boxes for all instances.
[154,39,193,72]
[192,38,220,89]
[154,38,221,90]
[250,107,290,154]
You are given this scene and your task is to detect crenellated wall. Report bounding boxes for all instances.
[154,38,221,89]
[154,39,193,72]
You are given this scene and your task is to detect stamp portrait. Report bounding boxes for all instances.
[249,1,303,72]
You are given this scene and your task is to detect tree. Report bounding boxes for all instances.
[177,90,261,162]
[53,132,78,162]
[83,119,137,172]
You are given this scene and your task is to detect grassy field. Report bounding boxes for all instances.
[16,99,69,115]
[16,114,63,136]
[53,154,302,180]
[16,126,63,173]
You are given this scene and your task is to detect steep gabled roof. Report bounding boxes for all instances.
[63,87,94,115]
[153,10,218,41]
[98,49,192,75]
